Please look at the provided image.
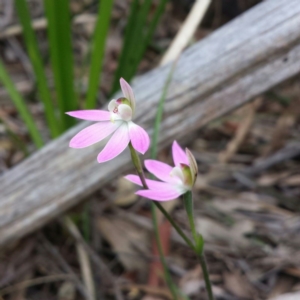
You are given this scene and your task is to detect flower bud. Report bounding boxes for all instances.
[180,163,194,188]
[185,148,198,185]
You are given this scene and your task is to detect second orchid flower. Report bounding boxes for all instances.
[125,141,198,201]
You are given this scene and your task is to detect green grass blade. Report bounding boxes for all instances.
[128,0,168,80]
[84,0,114,109]
[43,0,76,130]
[0,59,44,148]
[142,0,169,57]
[111,0,168,94]
[151,61,177,159]
[110,0,139,94]
[122,0,152,79]
[15,0,61,138]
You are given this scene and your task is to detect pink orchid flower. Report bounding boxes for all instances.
[66,78,150,162]
[125,141,198,201]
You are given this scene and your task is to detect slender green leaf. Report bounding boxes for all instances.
[43,0,76,130]
[111,0,168,94]
[110,0,139,94]
[128,0,168,79]
[125,0,152,79]
[15,0,61,138]
[123,0,152,79]
[0,59,44,148]
[85,0,114,109]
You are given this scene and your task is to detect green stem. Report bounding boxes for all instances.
[199,254,215,300]
[183,191,198,245]
[128,143,195,251]
[151,61,177,159]
[0,59,44,148]
[154,202,195,251]
[183,191,215,300]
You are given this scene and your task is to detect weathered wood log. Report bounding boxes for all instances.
[1,0,300,247]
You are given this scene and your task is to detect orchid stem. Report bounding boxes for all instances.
[128,142,195,251]
[183,191,215,300]
[199,254,215,300]
[153,202,195,250]
[183,191,198,243]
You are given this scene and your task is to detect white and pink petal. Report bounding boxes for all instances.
[66,110,111,121]
[125,174,174,190]
[69,121,121,148]
[144,160,180,184]
[136,184,185,201]
[128,122,150,154]
[172,140,189,166]
[120,78,136,113]
[97,122,130,163]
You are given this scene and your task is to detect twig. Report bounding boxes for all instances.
[76,243,96,300]
[160,0,211,65]
[63,217,124,300]
[40,234,90,299]
[219,98,261,163]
